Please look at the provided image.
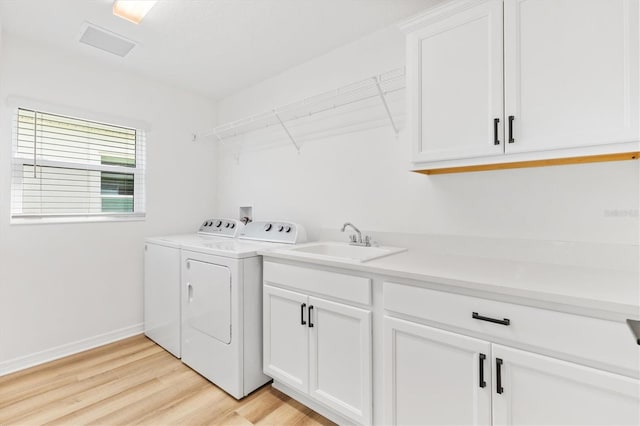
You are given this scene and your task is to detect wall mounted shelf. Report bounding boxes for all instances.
[198,68,405,153]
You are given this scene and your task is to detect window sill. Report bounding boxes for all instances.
[10,214,146,226]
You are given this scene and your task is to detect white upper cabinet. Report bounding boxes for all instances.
[407,0,505,162]
[504,0,640,153]
[403,0,640,170]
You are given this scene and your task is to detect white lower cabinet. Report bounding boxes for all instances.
[384,317,492,426]
[263,285,309,393]
[263,265,639,425]
[263,284,372,425]
[492,345,640,426]
[309,296,372,424]
[384,316,640,426]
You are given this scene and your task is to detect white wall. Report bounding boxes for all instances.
[0,34,217,372]
[216,25,639,245]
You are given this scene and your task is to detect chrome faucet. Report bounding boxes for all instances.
[341,222,371,247]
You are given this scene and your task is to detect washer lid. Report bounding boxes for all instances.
[178,235,285,258]
[146,232,233,247]
[145,233,193,248]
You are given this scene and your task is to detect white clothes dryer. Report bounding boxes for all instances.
[179,220,306,399]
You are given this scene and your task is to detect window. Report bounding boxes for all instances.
[11,108,145,220]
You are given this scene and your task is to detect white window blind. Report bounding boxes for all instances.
[11,108,146,219]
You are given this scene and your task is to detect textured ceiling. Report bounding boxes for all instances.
[0,0,443,100]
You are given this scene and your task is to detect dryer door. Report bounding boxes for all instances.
[184,259,231,344]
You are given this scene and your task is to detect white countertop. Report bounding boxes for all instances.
[260,240,640,321]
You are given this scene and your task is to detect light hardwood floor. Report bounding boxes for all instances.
[0,335,335,425]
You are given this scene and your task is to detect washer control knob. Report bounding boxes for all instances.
[276,225,284,232]
[229,222,236,229]
[225,222,231,228]
[285,226,292,233]
[264,223,273,232]
[215,220,222,227]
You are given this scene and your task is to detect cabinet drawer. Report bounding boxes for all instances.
[264,261,371,305]
[384,282,639,377]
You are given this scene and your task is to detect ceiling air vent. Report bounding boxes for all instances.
[79,23,136,57]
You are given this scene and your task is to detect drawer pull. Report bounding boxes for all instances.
[496,358,504,394]
[472,312,510,326]
[479,353,486,388]
[300,303,307,325]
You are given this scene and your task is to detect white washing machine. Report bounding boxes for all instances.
[179,220,306,399]
[144,218,244,358]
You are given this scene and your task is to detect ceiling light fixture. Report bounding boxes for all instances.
[113,0,157,24]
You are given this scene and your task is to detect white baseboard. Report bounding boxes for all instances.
[0,322,144,377]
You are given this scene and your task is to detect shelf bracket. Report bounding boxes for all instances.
[373,76,399,136]
[273,110,300,153]
[211,131,223,143]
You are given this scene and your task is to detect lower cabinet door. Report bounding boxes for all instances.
[492,344,640,426]
[263,285,309,393]
[309,297,372,425]
[384,317,492,426]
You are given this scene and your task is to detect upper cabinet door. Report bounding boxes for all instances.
[408,0,505,162]
[504,0,640,153]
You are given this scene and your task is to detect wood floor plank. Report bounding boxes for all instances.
[85,371,210,425]
[255,397,315,425]
[44,369,197,425]
[172,391,243,425]
[216,411,255,426]
[0,335,335,426]
[234,386,290,423]
[0,343,167,411]
[297,411,339,426]
[133,384,230,425]
[3,351,184,425]
[0,335,146,386]
[73,344,165,381]
[0,336,155,402]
